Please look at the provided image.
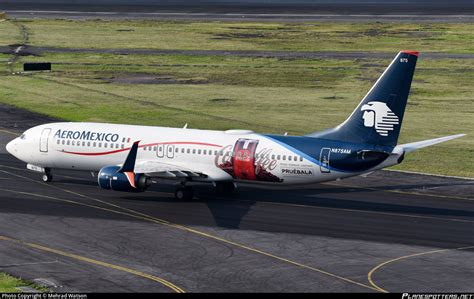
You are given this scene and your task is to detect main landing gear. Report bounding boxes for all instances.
[174,181,237,200]
[174,184,194,200]
[41,169,53,183]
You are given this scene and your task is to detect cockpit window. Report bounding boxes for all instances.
[20,134,26,140]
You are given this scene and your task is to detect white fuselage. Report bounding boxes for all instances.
[6,122,401,185]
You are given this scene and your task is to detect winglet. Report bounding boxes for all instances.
[399,134,465,153]
[118,141,140,173]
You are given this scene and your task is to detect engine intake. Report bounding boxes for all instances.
[98,166,151,192]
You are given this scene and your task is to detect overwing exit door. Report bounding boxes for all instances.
[40,128,51,153]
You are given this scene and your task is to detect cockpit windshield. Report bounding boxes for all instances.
[20,134,26,140]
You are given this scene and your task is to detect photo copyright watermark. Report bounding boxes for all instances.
[403,294,474,299]
[2,294,87,299]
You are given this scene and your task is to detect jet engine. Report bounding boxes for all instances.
[98,166,151,192]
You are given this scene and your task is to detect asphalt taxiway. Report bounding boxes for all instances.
[2,0,474,22]
[0,105,473,292]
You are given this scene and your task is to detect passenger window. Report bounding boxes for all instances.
[93,142,96,147]
[271,154,275,160]
[300,157,303,161]
[181,148,184,153]
[104,143,108,148]
[288,156,292,161]
[175,147,179,153]
[99,143,102,148]
[277,155,281,160]
[121,144,124,149]
[203,149,207,155]
[192,149,196,154]
[187,148,190,154]
[82,141,86,146]
[67,140,70,145]
[87,142,90,147]
[198,149,201,155]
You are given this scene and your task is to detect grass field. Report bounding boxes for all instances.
[2,19,474,53]
[0,17,472,177]
[0,272,38,292]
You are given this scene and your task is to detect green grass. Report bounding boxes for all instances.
[0,272,44,293]
[1,19,474,53]
[0,18,472,177]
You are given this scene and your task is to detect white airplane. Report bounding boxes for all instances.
[6,51,465,199]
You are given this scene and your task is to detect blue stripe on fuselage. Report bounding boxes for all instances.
[261,134,393,173]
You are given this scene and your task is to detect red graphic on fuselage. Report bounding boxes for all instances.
[215,139,283,183]
[232,139,258,180]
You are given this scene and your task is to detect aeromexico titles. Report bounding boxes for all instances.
[6,51,465,199]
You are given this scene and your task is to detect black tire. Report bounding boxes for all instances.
[175,186,194,200]
[42,173,53,183]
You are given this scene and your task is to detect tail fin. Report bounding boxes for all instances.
[308,51,418,147]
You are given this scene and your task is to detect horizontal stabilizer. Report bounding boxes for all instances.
[400,134,465,153]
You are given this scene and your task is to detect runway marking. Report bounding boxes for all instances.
[233,197,474,224]
[0,129,20,137]
[323,182,474,202]
[3,165,473,292]
[367,245,474,293]
[0,235,185,293]
[1,260,59,267]
[0,177,380,292]
[1,165,472,224]
[385,169,474,181]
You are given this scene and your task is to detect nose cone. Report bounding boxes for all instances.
[6,139,16,155]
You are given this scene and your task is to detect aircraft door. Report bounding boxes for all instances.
[232,138,258,180]
[166,144,175,159]
[39,128,51,153]
[156,144,165,158]
[320,148,331,173]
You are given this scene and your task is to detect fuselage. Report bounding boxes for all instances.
[6,122,403,185]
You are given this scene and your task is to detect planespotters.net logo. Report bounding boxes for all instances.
[361,101,400,136]
[402,294,474,299]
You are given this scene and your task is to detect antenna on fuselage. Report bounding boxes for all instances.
[183,123,188,129]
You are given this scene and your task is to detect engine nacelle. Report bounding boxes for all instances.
[98,166,151,192]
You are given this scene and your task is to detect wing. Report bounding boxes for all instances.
[133,160,231,181]
[134,160,206,178]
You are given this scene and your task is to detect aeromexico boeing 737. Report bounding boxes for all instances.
[6,51,465,199]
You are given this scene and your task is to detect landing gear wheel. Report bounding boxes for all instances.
[175,186,194,200]
[215,181,235,195]
[42,173,53,183]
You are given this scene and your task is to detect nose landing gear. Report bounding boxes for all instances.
[41,168,53,183]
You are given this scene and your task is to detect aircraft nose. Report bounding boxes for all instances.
[6,139,16,155]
